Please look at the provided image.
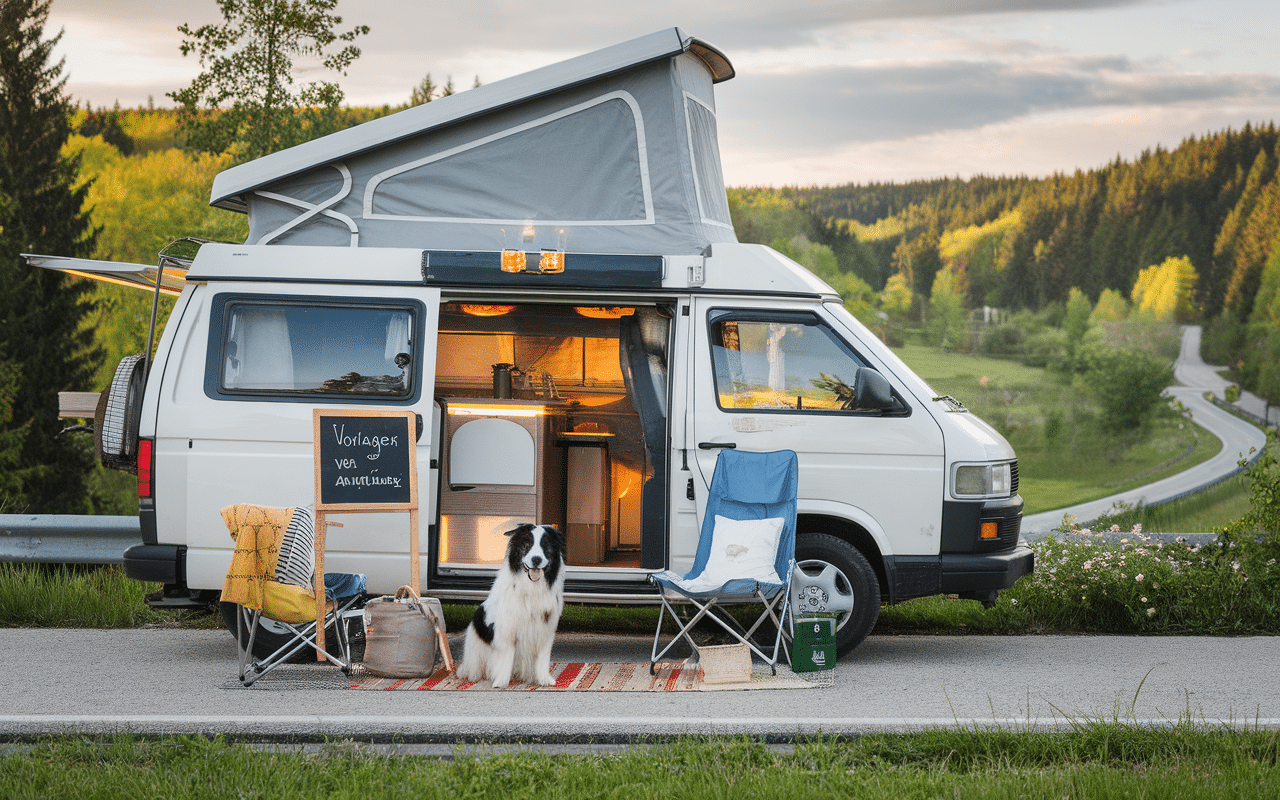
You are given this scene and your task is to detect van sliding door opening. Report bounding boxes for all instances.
[432,303,670,577]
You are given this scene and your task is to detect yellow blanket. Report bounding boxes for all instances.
[220,504,295,612]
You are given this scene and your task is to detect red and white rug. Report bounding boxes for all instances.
[349,661,817,692]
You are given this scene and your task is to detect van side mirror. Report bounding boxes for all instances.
[844,368,894,411]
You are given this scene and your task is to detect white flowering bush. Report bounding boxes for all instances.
[1001,521,1267,633]
[879,444,1280,635]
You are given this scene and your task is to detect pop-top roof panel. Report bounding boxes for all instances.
[209,28,738,257]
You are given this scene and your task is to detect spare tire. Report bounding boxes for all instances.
[95,354,146,473]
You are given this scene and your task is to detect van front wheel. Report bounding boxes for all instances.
[792,533,880,658]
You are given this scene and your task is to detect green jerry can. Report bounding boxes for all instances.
[791,615,837,672]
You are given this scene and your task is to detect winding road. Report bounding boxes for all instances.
[1020,325,1267,537]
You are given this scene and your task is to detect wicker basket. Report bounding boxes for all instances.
[697,643,752,684]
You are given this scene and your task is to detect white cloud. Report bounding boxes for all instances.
[44,0,1280,184]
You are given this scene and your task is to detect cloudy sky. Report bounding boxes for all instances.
[46,0,1280,186]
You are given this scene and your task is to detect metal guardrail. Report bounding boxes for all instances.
[0,515,142,565]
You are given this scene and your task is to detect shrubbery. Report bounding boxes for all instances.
[1006,523,1278,634]
[1078,344,1176,432]
[1002,444,1280,634]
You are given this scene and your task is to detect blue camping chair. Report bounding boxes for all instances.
[650,449,798,675]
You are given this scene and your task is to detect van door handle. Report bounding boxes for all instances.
[698,442,737,450]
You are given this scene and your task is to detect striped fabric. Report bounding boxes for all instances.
[274,506,315,588]
[349,661,815,692]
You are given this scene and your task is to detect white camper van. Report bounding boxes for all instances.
[30,28,1030,656]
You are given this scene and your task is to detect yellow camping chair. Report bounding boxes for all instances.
[221,503,366,686]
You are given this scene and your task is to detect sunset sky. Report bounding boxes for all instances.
[46,0,1280,186]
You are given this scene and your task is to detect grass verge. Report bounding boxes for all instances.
[1087,474,1253,533]
[2,727,1278,798]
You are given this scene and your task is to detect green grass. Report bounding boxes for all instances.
[0,564,178,628]
[2,728,1277,798]
[894,343,1050,388]
[1089,474,1254,533]
[894,344,1222,515]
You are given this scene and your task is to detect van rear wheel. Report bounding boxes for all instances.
[793,532,880,658]
[219,601,309,662]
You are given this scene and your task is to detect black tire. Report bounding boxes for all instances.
[95,354,146,473]
[793,532,880,658]
[219,601,312,662]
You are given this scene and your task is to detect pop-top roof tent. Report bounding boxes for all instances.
[209,27,737,257]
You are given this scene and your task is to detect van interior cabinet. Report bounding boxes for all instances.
[560,434,613,565]
[438,400,565,564]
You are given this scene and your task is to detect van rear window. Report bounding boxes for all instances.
[210,297,417,400]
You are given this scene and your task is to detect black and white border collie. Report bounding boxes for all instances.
[458,524,566,688]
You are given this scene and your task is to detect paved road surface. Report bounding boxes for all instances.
[1021,325,1267,537]
[3,326,1274,742]
[1,629,1276,739]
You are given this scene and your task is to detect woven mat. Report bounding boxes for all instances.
[350,660,818,692]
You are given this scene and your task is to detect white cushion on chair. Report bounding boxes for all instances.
[694,515,784,589]
[274,506,315,588]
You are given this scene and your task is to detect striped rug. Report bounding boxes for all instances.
[349,661,815,692]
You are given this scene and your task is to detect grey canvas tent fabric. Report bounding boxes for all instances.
[209,27,739,256]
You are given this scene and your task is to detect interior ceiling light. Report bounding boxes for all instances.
[573,307,634,319]
[459,304,515,317]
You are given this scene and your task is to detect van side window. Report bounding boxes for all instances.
[213,299,416,399]
[709,315,875,412]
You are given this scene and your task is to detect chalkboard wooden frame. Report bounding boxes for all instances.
[311,408,420,658]
[314,408,418,512]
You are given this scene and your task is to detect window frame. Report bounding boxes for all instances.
[203,292,426,405]
[705,307,907,416]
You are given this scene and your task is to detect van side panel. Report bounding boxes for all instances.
[152,281,440,594]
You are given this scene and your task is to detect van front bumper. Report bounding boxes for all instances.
[885,494,1033,603]
[939,546,1034,594]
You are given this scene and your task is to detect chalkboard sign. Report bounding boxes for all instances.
[311,408,421,657]
[313,409,418,510]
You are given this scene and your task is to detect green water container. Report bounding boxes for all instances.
[791,616,837,672]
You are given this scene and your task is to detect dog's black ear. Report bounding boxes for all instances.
[503,523,533,537]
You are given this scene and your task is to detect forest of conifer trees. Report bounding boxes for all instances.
[732,123,1280,404]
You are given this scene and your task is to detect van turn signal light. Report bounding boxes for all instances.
[980,521,998,539]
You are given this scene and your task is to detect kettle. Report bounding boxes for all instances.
[492,363,514,398]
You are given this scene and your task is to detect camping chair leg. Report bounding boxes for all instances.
[651,594,715,674]
[239,597,364,686]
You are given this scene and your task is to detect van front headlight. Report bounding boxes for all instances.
[951,462,1013,499]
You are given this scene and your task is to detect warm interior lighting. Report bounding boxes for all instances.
[459,304,515,317]
[448,403,545,417]
[980,521,998,540]
[538,250,565,274]
[500,250,527,273]
[573,307,633,319]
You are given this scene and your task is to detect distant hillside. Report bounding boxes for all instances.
[732,123,1280,323]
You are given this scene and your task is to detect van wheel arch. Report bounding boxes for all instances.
[794,518,883,658]
[795,514,887,599]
